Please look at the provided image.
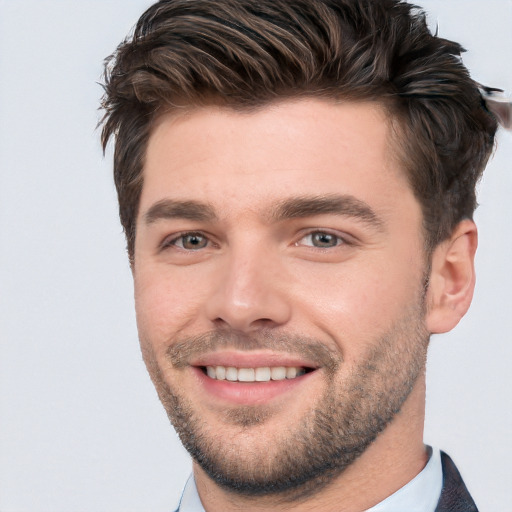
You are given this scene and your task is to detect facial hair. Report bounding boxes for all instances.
[139,296,429,502]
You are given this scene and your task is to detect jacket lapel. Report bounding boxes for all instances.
[435,451,478,511]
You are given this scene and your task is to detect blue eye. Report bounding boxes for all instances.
[300,231,343,248]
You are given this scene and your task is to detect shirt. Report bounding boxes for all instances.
[176,447,443,512]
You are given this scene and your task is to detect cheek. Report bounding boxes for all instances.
[134,268,207,351]
[292,252,425,347]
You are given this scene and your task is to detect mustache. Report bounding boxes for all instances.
[166,329,342,371]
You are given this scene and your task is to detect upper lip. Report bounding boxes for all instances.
[190,351,320,369]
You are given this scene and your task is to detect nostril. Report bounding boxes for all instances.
[211,316,281,331]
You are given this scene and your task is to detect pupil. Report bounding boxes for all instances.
[314,233,336,247]
[184,235,205,249]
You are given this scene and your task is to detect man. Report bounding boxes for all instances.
[100,1,507,510]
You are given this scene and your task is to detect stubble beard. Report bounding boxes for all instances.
[140,297,429,502]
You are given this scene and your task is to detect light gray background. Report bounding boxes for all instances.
[0,1,510,511]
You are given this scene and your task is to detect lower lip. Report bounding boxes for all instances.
[192,367,315,405]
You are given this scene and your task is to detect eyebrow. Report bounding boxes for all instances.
[269,194,384,230]
[142,194,384,230]
[143,199,217,225]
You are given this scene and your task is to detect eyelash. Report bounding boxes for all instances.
[161,231,213,251]
[160,229,352,252]
[296,230,351,249]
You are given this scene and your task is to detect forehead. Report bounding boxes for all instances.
[140,98,411,218]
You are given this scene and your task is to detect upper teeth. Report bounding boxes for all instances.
[205,366,306,382]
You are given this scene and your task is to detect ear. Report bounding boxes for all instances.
[425,219,478,334]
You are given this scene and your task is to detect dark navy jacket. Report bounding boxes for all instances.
[435,451,478,511]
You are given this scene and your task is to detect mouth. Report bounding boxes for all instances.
[193,364,317,406]
[201,365,315,382]
[188,352,321,405]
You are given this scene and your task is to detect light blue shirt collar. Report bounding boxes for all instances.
[177,473,207,512]
[364,447,442,512]
[176,447,442,512]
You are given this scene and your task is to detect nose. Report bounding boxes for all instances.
[205,243,292,332]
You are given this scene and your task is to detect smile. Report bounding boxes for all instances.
[204,366,308,382]
[192,360,318,405]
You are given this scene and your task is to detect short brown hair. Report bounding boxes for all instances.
[101,0,497,258]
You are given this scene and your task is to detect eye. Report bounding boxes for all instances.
[165,232,209,250]
[298,231,344,248]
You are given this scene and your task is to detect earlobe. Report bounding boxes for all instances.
[425,220,478,334]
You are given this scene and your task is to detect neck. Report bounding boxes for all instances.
[194,376,428,512]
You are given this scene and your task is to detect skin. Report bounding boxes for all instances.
[132,99,477,511]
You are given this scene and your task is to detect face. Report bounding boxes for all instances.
[134,99,430,498]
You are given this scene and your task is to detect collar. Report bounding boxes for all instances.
[176,447,443,512]
[365,447,442,512]
[176,474,205,512]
